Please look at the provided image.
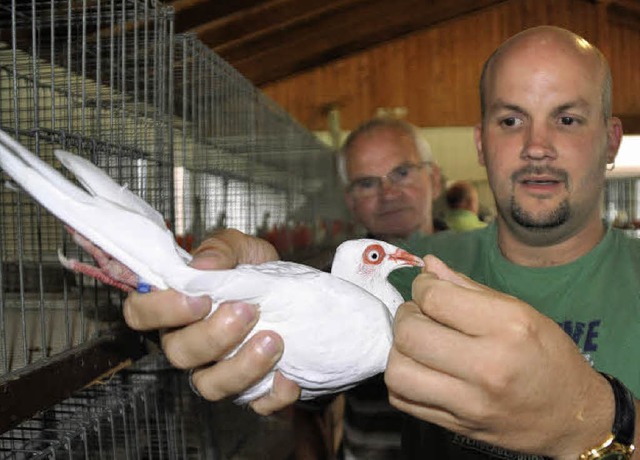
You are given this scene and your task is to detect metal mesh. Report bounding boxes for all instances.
[0,0,342,455]
[170,34,345,249]
[0,355,211,459]
[0,353,295,459]
[604,178,640,236]
[0,0,175,375]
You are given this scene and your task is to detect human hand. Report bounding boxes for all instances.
[385,255,614,459]
[123,229,301,415]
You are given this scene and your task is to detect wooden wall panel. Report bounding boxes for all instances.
[608,15,640,133]
[261,0,640,132]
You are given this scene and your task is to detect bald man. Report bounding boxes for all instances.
[123,27,639,460]
[387,26,636,459]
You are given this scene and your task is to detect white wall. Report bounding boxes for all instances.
[420,126,494,217]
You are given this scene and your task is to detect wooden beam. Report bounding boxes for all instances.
[611,0,640,13]
[213,0,508,86]
[619,114,640,134]
[196,0,368,50]
[0,329,148,433]
[172,0,271,34]
[607,0,640,28]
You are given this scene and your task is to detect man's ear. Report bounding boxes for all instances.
[606,117,623,165]
[474,123,486,166]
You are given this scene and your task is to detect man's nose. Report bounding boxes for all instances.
[521,122,557,161]
[379,176,402,196]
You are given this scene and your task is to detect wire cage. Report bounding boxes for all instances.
[0,355,207,459]
[604,177,640,236]
[0,352,295,459]
[0,0,176,374]
[0,1,344,457]
[170,33,347,252]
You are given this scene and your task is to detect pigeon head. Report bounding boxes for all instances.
[331,239,424,316]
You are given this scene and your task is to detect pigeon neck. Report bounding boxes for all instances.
[366,279,404,317]
[331,264,404,317]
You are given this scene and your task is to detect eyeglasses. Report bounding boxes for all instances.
[346,161,430,199]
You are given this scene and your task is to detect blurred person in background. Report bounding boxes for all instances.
[443,180,488,232]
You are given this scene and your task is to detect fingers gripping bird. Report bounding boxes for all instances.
[0,130,424,403]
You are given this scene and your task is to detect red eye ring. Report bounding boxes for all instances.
[363,244,385,265]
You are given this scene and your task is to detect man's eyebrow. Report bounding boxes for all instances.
[553,99,591,115]
[487,100,527,115]
[486,99,593,117]
[350,174,375,181]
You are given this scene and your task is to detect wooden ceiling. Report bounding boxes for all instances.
[160,0,640,133]
[161,0,510,87]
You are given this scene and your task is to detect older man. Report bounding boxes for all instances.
[338,118,442,240]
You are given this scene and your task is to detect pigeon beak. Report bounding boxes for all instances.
[389,248,424,268]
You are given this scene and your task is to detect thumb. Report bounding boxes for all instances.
[422,255,485,291]
[190,238,239,270]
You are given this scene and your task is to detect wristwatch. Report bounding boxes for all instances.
[578,373,636,459]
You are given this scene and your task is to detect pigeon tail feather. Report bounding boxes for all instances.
[54,150,170,234]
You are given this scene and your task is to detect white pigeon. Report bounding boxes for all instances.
[0,129,424,403]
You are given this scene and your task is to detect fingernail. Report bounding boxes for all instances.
[230,301,258,325]
[186,295,212,318]
[189,251,218,269]
[255,334,279,357]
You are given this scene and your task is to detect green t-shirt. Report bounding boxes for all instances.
[443,209,488,232]
[390,222,640,396]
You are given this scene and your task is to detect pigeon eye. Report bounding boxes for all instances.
[363,244,385,265]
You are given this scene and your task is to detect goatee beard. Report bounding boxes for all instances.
[509,165,570,230]
[510,198,570,230]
